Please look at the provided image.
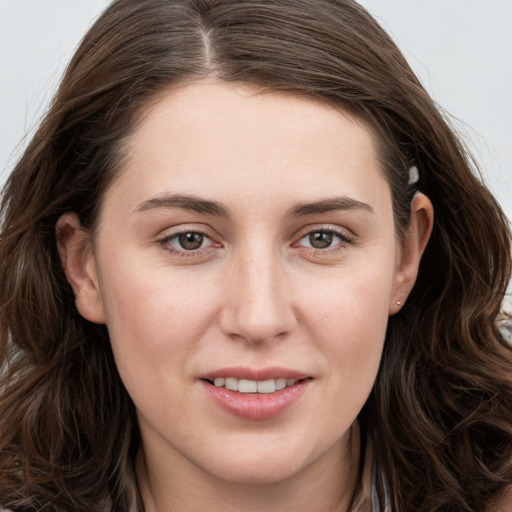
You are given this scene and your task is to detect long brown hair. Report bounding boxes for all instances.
[1,1,511,510]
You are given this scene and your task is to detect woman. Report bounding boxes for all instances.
[0,1,511,511]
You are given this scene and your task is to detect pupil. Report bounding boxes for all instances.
[310,231,333,249]
[179,232,203,250]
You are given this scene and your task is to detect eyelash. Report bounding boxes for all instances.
[294,227,354,255]
[157,229,218,258]
[157,226,354,258]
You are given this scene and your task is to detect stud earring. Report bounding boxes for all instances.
[396,300,402,306]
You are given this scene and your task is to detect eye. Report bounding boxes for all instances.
[175,232,207,250]
[161,230,214,252]
[296,229,351,250]
[303,231,335,249]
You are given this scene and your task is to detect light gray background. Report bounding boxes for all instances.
[1,0,511,220]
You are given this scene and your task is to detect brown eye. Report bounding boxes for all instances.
[296,229,352,252]
[160,229,218,256]
[177,232,205,250]
[308,231,333,249]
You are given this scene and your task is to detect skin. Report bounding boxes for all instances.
[58,81,433,512]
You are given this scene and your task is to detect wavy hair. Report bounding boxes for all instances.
[1,1,511,510]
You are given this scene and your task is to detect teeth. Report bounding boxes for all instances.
[239,379,258,393]
[211,377,300,393]
[275,378,287,390]
[225,378,238,391]
[257,379,275,393]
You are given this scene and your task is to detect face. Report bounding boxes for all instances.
[62,81,427,488]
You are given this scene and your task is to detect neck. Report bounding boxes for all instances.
[136,423,362,512]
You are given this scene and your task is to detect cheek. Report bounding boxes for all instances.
[301,259,394,389]
[325,292,388,376]
[96,256,222,386]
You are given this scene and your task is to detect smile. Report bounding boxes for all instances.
[200,370,312,420]
[209,377,299,394]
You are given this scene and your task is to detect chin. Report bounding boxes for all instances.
[200,444,317,486]
[212,463,303,486]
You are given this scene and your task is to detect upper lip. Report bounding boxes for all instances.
[198,366,310,381]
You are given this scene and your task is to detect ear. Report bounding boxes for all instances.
[56,213,106,324]
[389,192,434,315]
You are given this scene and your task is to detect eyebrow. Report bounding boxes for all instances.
[134,194,373,218]
[135,194,230,217]
[287,197,374,217]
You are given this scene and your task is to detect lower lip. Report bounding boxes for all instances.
[201,379,310,421]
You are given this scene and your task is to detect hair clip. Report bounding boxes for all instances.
[408,165,420,186]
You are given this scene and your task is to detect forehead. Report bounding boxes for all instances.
[106,80,390,215]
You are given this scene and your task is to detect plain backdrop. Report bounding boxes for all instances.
[1,0,511,220]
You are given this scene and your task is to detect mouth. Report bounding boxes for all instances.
[202,377,308,394]
[199,368,312,420]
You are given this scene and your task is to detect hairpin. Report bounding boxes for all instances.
[408,165,420,186]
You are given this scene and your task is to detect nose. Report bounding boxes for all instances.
[219,247,298,344]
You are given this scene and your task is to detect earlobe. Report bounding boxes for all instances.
[389,193,434,315]
[56,213,106,324]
